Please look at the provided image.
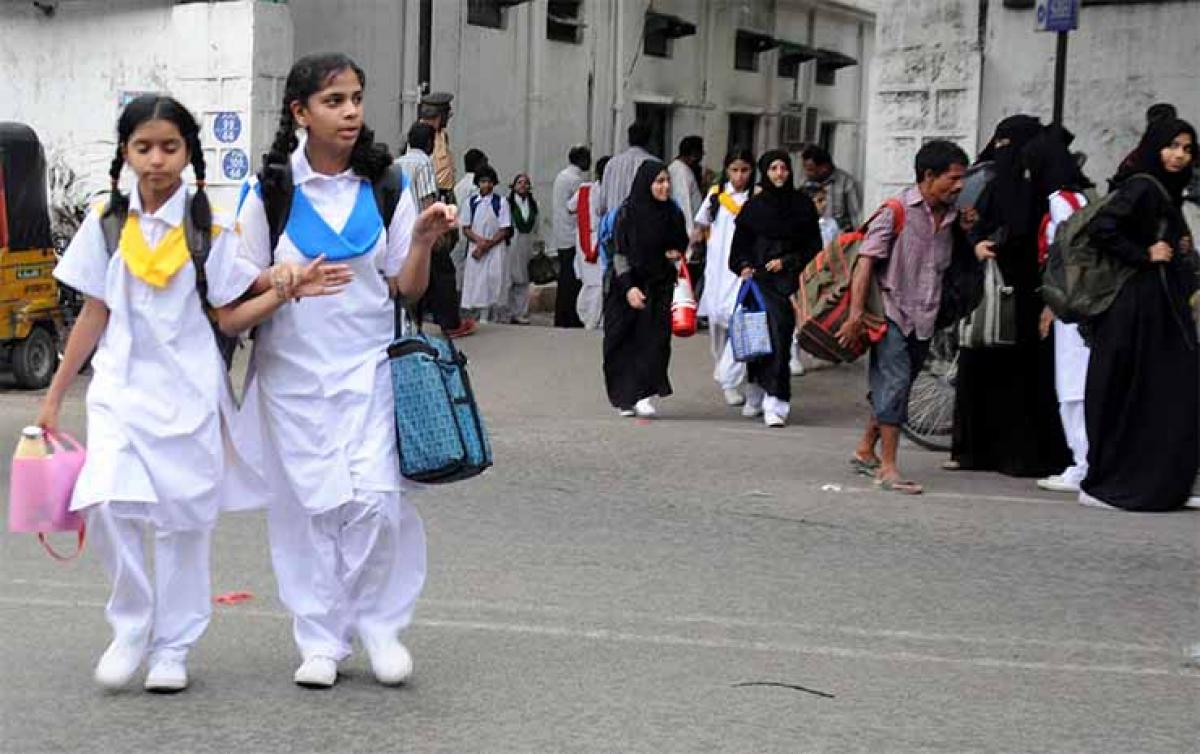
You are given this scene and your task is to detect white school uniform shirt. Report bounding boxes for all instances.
[53,183,259,530]
[568,181,604,287]
[1047,189,1090,402]
[668,158,702,236]
[694,183,750,323]
[234,147,417,514]
[459,191,511,308]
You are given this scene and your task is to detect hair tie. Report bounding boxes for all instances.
[196,180,207,189]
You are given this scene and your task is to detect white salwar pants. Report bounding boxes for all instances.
[709,323,745,391]
[267,490,426,662]
[576,284,603,330]
[1058,400,1089,486]
[88,502,212,663]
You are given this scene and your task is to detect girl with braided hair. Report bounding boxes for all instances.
[34,95,349,693]
[234,53,456,689]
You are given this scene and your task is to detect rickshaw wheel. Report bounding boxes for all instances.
[12,326,58,389]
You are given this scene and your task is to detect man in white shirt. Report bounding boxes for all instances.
[395,122,438,211]
[597,121,655,215]
[551,145,591,327]
[668,135,705,236]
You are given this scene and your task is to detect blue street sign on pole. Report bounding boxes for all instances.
[1036,0,1079,33]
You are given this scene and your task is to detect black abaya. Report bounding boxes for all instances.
[1082,157,1198,511]
[953,117,1071,477]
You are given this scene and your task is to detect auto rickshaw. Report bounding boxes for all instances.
[0,123,65,388]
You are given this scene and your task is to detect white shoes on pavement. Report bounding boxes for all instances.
[294,656,339,688]
[361,634,414,686]
[1078,491,1118,511]
[764,412,786,428]
[94,640,146,690]
[723,388,746,406]
[1037,474,1080,493]
[617,408,636,417]
[741,401,763,418]
[144,658,189,693]
[634,398,657,418]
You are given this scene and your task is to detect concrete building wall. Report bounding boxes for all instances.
[0,0,290,211]
[979,1,1200,185]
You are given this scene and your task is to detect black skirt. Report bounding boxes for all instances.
[745,282,796,401]
[602,280,673,409]
[1082,269,1198,511]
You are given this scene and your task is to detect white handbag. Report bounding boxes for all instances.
[958,258,1016,348]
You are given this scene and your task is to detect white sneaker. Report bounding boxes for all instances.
[634,398,657,418]
[723,388,745,407]
[94,641,145,690]
[1186,496,1200,510]
[294,656,338,688]
[361,634,414,686]
[1037,474,1080,493]
[742,401,763,418]
[144,658,188,693]
[764,412,786,428]
[617,408,635,417]
[789,357,805,377]
[1078,491,1118,511]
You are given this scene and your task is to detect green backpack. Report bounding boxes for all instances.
[1041,174,1171,323]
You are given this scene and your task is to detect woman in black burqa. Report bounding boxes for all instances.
[728,150,822,427]
[603,160,689,417]
[951,115,1071,476]
[1081,118,1197,512]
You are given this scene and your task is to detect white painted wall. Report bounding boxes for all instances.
[0,0,290,211]
[979,1,1200,185]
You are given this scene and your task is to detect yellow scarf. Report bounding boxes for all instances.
[118,215,191,288]
[707,186,745,217]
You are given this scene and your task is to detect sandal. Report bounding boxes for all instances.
[875,476,924,495]
[849,455,881,476]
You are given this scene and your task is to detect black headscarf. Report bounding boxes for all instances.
[737,150,818,241]
[1113,117,1196,205]
[618,159,688,274]
[976,114,1044,237]
[1022,124,1092,198]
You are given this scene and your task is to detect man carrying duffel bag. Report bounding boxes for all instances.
[837,140,974,495]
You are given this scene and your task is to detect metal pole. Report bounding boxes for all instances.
[1052,31,1068,125]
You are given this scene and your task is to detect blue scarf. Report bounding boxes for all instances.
[285,180,383,260]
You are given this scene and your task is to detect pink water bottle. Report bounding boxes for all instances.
[8,427,86,536]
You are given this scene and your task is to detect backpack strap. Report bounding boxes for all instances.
[492,193,501,216]
[98,198,126,257]
[372,164,407,228]
[180,196,213,307]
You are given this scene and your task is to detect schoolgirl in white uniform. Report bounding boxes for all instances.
[694,148,755,406]
[460,165,512,322]
[233,53,454,689]
[568,155,608,329]
[36,95,349,693]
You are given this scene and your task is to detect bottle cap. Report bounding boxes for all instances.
[21,426,44,439]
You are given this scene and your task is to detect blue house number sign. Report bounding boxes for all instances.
[213,112,242,144]
[222,149,250,181]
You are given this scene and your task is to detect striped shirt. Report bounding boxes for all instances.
[395,148,438,209]
[815,166,863,231]
[859,185,958,340]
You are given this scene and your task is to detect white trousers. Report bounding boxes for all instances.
[577,283,603,329]
[502,281,531,320]
[267,491,426,662]
[709,323,746,391]
[1057,399,1089,485]
[744,383,790,419]
[88,502,212,663]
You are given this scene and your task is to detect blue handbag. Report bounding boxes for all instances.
[388,307,492,483]
[729,279,773,362]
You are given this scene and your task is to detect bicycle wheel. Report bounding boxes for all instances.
[902,327,959,451]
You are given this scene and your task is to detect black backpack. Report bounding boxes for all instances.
[257,160,407,257]
[98,196,240,368]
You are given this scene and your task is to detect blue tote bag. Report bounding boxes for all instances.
[388,306,492,483]
[729,279,773,362]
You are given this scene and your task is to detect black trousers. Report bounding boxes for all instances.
[416,244,462,331]
[555,246,584,328]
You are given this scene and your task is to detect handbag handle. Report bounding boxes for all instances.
[677,259,693,285]
[38,525,86,562]
[44,430,84,455]
[736,277,768,312]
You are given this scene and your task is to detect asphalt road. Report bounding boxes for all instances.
[0,324,1197,753]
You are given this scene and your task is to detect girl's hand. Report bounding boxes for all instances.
[739,267,754,279]
[35,399,60,433]
[472,246,486,260]
[292,256,354,299]
[1038,305,1054,340]
[414,203,458,245]
[1149,241,1173,263]
[975,240,997,261]
[270,262,305,300]
[765,259,784,273]
[626,287,647,310]
[665,249,682,262]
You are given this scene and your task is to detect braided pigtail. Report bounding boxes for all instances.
[186,129,212,235]
[348,123,392,182]
[265,105,299,171]
[105,143,129,219]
